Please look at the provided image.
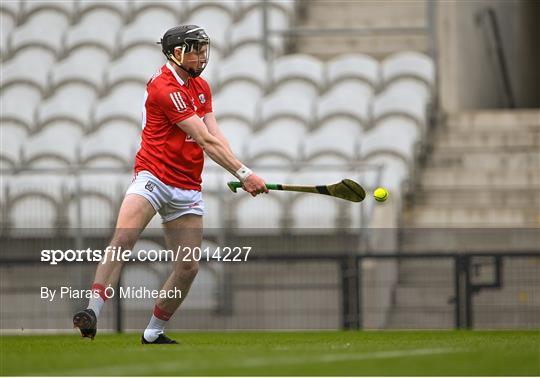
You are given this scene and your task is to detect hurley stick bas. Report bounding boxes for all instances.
[227,179,366,202]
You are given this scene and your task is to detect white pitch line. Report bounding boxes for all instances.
[240,347,461,368]
[49,347,462,376]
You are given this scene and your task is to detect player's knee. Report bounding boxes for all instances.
[109,231,138,251]
[174,261,199,280]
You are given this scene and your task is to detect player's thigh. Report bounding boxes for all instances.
[163,214,202,270]
[111,194,157,245]
[163,214,203,248]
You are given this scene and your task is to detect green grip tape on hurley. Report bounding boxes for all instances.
[227,182,280,193]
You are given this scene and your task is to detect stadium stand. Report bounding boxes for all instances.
[1,1,434,228]
[0,0,434,236]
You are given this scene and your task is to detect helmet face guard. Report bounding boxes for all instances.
[160,26,210,78]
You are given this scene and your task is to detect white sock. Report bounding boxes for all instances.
[143,315,167,342]
[87,296,105,318]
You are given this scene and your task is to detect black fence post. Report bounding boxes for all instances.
[116,278,123,333]
[454,255,461,329]
[454,255,473,329]
[340,256,360,330]
[464,255,473,328]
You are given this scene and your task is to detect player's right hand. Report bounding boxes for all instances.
[242,174,268,197]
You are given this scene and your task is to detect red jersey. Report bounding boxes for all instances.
[134,62,213,191]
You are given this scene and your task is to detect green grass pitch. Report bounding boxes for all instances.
[1,331,538,376]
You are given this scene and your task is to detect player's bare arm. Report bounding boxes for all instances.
[177,115,268,196]
[203,112,234,155]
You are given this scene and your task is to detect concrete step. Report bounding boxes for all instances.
[393,285,454,307]
[397,259,453,282]
[426,149,539,170]
[295,0,427,59]
[404,206,540,227]
[474,286,540,305]
[294,35,427,61]
[446,110,540,131]
[472,308,540,329]
[433,129,540,149]
[413,187,540,207]
[302,1,427,28]
[385,307,540,329]
[385,307,454,329]
[421,168,540,187]
[399,228,540,252]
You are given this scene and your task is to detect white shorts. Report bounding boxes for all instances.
[126,170,204,223]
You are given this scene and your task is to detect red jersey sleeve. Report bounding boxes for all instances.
[156,87,196,124]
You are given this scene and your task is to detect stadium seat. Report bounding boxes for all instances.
[187,0,237,19]
[381,51,435,88]
[212,88,259,126]
[0,123,26,170]
[22,123,83,168]
[236,0,295,18]
[217,81,265,106]
[200,191,224,230]
[1,10,15,56]
[92,82,145,130]
[234,194,285,233]
[218,119,252,159]
[327,53,380,89]
[289,169,357,230]
[64,8,123,56]
[258,91,313,129]
[104,46,165,90]
[200,48,222,85]
[314,82,372,127]
[362,117,419,163]
[75,1,130,20]
[215,51,268,91]
[228,7,289,58]
[80,122,139,169]
[6,174,72,229]
[245,121,305,162]
[225,43,266,61]
[36,84,97,131]
[270,54,325,98]
[50,47,110,94]
[8,10,69,57]
[20,1,75,22]
[0,85,41,131]
[67,173,130,229]
[303,122,362,162]
[1,49,55,94]
[0,1,20,21]
[372,80,429,127]
[201,167,231,192]
[304,154,350,166]
[131,1,186,20]
[118,9,178,52]
[186,6,234,55]
[363,154,409,193]
[290,195,341,230]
